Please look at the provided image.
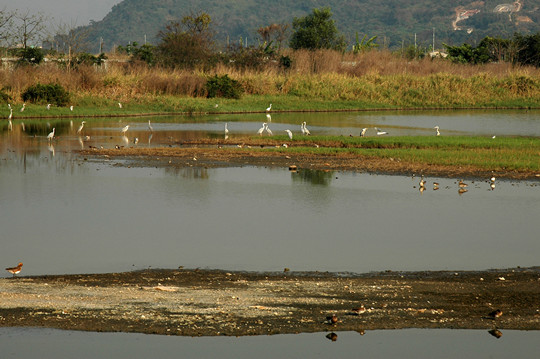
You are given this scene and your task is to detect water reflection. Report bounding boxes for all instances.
[0,328,537,358]
[292,168,335,186]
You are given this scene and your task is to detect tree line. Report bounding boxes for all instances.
[2,7,540,69]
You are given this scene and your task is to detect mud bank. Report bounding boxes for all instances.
[1,268,539,336]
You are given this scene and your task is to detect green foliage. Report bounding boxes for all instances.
[118,43,156,65]
[513,32,540,67]
[352,33,378,53]
[280,55,292,69]
[443,42,491,64]
[21,83,70,106]
[205,74,243,99]
[155,12,214,69]
[74,52,108,66]
[17,47,44,65]
[289,7,346,51]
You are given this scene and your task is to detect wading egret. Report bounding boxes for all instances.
[303,122,311,135]
[285,129,293,140]
[360,128,367,137]
[8,108,12,120]
[70,105,74,111]
[5,262,23,277]
[118,102,122,109]
[47,128,55,141]
[265,123,273,136]
[77,121,86,134]
[8,119,12,131]
[148,120,153,132]
[20,103,25,112]
[266,104,272,112]
[257,123,266,136]
[121,124,130,135]
[434,126,440,136]
[46,104,51,110]
[224,122,229,135]
[375,127,388,135]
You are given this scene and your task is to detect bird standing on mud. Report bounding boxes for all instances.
[434,126,440,136]
[285,129,293,140]
[302,122,311,135]
[121,124,130,135]
[5,262,23,277]
[360,128,367,137]
[257,123,266,136]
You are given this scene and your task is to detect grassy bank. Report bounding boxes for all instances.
[3,50,540,116]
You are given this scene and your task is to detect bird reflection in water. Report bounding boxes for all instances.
[325,332,338,342]
[488,329,503,339]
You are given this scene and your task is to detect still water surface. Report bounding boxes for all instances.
[1,328,539,359]
[1,110,539,275]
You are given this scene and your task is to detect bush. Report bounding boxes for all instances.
[17,47,44,65]
[0,87,12,104]
[21,83,70,106]
[205,74,243,99]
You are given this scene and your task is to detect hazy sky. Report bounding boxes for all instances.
[3,0,122,26]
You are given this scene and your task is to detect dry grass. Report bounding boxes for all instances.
[1,49,540,107]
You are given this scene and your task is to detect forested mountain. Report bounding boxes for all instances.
[80,0,540,52]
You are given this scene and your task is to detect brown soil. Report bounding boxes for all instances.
[1,268,539,336]
[79,139,539,180]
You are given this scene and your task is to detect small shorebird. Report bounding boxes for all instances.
[434,125,440,136]
[5,262,23,277]
[360,128,368,137]
[375,127,388,135]
[285,129,293,140]
[121,124,130,135]
[419,176,426,188]
[490,175,496,182]
[433,182,440,190]
[458,179,468,188]
[350,305,366,315]
[488,309,503,319]
[324,314,338,325]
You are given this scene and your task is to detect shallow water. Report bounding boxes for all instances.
[0,328,538,358]
[1,110,539,275]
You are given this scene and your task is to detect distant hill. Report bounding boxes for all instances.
[80,0,540,53]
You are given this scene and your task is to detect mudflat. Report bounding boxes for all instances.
[1,268,539,336]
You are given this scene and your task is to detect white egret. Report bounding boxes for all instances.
[224,122,229,135]
[266,104,272,112]
[133,137,139,144]
[77,121,86,134]
[8,108,12,120]
[70,105,74,111]
[20,103,25,112]
[300,123,306,135]
[285,129,293,140]
[257,122,266,136]
[434,126,440,136]
[118,102,122,109]
[7,104,11,109]
[265,123,273,136]
[148,120,153,132]
[360,128,368,137]
[47,104,51,110]
[375,127,388,135]
[214,103,219,108]
[121,124,130,135]
[47,128,55,141]
[303,122,311,135]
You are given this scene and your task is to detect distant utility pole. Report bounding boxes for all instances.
[414,33,417,49]
[432,27,435,50]
[144,34,147,45]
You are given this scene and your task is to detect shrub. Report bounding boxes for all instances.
[205,74,243,99]
[0,87,12,104]
[17,47,44,65]
[21,83,70,106]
